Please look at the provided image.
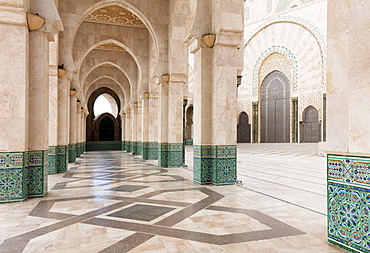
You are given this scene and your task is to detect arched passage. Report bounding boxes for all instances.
[93,113,120,141]
[300,106,321,143]
[86,87,121,142]
[260,70,290,143]
[237,112,251,143]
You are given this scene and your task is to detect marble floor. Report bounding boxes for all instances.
[0,144,345,253]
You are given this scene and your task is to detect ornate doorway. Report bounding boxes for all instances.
[300,106,321,143]
[99,117,115,141]
[237,112,251,143]
[260,71,290,143]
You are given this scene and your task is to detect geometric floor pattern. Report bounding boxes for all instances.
[0,150,345,252]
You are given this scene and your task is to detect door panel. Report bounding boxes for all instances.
[260,71,290,143]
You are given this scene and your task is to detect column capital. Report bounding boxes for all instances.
[169,73,187,83]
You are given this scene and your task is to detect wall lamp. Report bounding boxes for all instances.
[202,33,216,48]
[26,12,45,31]
[58,64,67,77]
[70,88,76,96]
[161,74,170,83]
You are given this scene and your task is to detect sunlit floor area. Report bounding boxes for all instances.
[0,145,344,253]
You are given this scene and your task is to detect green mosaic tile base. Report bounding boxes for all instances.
[122,141,126,151]
[193,145,212,184]
[158,143,183,168]
[185,139,193,146]
[47,146,57,175]
[0,152,27,203]
[193,145,237,185]
[126,141,132,153]
[132,141,139,155]
[158,143,168,167]
[148,142,158,160]
[69,144,76,163]
[57,146,68,173]
[76,143,81,158]
[27,150,48,197]
[137,142,142,156]
[327,154,370,253]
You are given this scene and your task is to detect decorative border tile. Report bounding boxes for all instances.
[57,146,68,173]
[27,150,48,197]
[328,154,370,252]
[158,143,169,167]
[47,146,57,175]
[122,141,126,151]
[0,152,27,203]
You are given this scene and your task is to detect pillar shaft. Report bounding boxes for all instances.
[148,93,159,159]
[56,77,69,172]
[69,96,77,162]
[0,6,29,202]
[158,82,169,167]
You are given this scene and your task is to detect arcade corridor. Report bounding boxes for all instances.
[0,145,344,252]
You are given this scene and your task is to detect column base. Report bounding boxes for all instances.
[76,143,81,158]
[137,142,142,156]
[193,145,237,185]
[57,145,68,173]
[0,152,28,203]
[47,146,57,175]
[27,150,48,198]
[159,143,183,168]
[69,143,76,163]
[122,141,126,151]
[327,154,370,253]
[126,141,132,153]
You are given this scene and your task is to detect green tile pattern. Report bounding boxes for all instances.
[126,141,132,153]
[69,143,76,163]
[76,143,81,158]
[137,142,142,155]
[185,139,193,146]
[158,143,183,168]
[132,141,139,154]
[193,145,237,185]
[86,141,122,151]
[122,141,126,151]
[0,152,27,203]
[193,145,213,184]
[57,145,68,173]
[47,146,57,174]
[148,142,158,160]
[327,154,370,253]
[27,150,48,197]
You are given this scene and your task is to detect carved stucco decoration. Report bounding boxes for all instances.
[85,5,145,28]
[96,42,126,52]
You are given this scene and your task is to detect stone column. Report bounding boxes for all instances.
[137,102,143,156]
[48,36,58,175]
[75,105,81,158]
[69,94,77,162]
[326,1,370,252]
[141,94,150,159]
[125,110,132,153]
[148,92,159,160]
[131,103,138,155]
[0,3,29,203]
[189,29,242,185]
[167,74,186,167]
[158,81,169,167]
[189,37,213,184]
[57,76,70,172]
[121,113,126,151]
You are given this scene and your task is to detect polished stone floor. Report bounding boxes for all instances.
[0,144,345,252]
